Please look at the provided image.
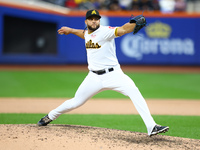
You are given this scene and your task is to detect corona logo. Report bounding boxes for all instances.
[91,10,97,15]
[145,21,172,38]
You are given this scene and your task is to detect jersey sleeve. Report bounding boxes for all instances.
[102,26,119,40]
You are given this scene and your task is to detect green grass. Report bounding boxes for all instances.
[0,71,199,140]
[0,71,200,99]
[0,71,87,97]
[0,113,199,139]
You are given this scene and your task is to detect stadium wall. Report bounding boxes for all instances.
[0,2,200,65]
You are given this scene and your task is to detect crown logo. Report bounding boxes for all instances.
[91,10,97,15]
[145,21,172,38]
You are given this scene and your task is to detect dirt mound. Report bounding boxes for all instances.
[0,124,199,150]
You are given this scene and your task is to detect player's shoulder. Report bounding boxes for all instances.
[98,26,117,34]
[100,25,116,30]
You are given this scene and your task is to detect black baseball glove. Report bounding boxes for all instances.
[129,15,147,34]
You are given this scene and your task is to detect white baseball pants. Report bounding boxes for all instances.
[48,67,156,135]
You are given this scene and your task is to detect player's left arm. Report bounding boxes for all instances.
[116,15,147,37]
[116,23,136,37]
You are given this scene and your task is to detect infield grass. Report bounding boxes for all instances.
[0,71,200,99]
[0,71,200,140]
[0,113,199,140]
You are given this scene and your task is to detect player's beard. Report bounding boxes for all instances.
[87,24,100,31]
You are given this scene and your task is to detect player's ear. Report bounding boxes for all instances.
[85,20,87,25]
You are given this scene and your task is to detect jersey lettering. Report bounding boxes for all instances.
[86,40,101,49]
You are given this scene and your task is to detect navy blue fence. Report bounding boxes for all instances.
[0,4,200,65]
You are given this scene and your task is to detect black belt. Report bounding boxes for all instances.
[92,68,114,75]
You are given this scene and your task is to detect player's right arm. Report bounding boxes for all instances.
[58,27,85,39]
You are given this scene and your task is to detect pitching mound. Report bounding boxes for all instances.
[0,124,199,150]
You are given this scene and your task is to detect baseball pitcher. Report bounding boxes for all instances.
[37,9,169,137]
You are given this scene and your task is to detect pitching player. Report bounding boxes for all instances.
[37,9,169,137]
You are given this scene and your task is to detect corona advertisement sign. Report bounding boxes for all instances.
[120,20,197,65]
[145,22,171,38]
[0,4,199,65]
